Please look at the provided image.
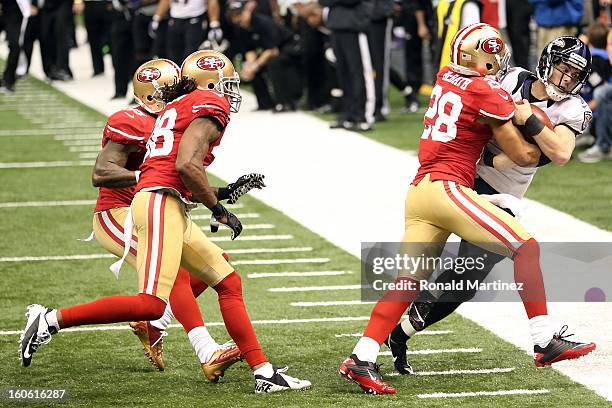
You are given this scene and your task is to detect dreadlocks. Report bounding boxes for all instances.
[158,77,198,103]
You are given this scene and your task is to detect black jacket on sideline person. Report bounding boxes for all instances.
[320,0,372,32]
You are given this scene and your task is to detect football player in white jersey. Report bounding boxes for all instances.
[386,36,595,374]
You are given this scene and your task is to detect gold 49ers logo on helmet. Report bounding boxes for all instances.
[137,67,162,82]
[197,56,226,71]
[482,38,504,54]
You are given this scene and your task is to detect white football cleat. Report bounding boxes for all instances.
[19,304,56,367]
[254,366,312,393]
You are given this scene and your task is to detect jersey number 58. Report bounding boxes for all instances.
[421,84,463,143]
[144,108,177,160]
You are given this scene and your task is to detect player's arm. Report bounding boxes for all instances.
[480,116,541,167]
[176,117,243,238]
[92,141,141,188]
[512,99,574,166]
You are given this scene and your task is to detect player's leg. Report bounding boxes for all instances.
[18,192,181,367]
[437,180,595,365]
[340,177,450,394]
[181,222,311,393]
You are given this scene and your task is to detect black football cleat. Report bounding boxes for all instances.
[384,326,414,375]
[254,366,311,393]
[534,325,596,367]
[19,304,56,367]
[339,354,396,394]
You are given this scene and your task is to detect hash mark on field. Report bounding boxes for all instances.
[0,129,97,137]
[386,367,515,377]
[293,300,373,307]
[41,123,105,129]
[269,284,364,292]
[379,348,482,356]
[250,271,351,279]
[0,315,400,335]
[69,146,101,152]
[201,223,274,231]
[210,234,293,242]
[0,254,115,262]
[54,134,100,140]
[78,153,99,159]
[226,247,311,254]
[233,258,329,266]
[192,213,259,220]
[63,140,101,146]
[417,389,549,399]
[0,160,94,169]
[335,330,452,337]
[192,203,244,210]
[0,199,96,208]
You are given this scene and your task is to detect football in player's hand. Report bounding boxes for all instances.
[520,104,554,144]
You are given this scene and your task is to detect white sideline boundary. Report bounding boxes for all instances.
[387,367,515,377]
[417,389,550,399]
[3,35,611,401]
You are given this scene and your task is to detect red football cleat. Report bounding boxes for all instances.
[534,325,596,367]
[338,355,396,395]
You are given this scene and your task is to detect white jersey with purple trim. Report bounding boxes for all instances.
[476,67,592,198]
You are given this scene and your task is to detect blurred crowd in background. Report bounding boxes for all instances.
[1,0,611,160]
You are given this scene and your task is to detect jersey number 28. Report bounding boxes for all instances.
[421,84,463,143]
[145,108,177,159]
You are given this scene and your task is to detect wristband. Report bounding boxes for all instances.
[482,149,495,167]
[152,14,161,22]
[523,114,545,138]
[209,20,220,28]
[211,202,225,218]
[217,187,230,201]
[134,170,141,182]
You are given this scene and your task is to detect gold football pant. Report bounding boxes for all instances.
[96,191,233,302]
[402,174,532,281]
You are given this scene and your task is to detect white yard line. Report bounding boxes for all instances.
[379,348,482,356]
[62,140,101,146]
[210,234,292,242]
[0,160,94,169]
[233,258,329,266]
[387,367,516,377]
[0,199,96,208]
[226,246,311,254]
[293,300,373,307]
[54,135,100,140]
[249,270,351,279]
[69,146,101,152]
[0,315,383,336]
[0,129,98,137]
[202,223,274,230]
[269,284,364,292]
[335,330,452,337]
[417,389,549,399]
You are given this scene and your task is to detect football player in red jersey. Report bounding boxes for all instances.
[338,24,595,394]
[20,50,311,394]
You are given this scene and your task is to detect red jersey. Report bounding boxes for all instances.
[137,89,231,201]
[412,66,515,187]
[94,107,156,212]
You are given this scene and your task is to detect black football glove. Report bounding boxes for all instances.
[210,203,243,240]
[217,173,266,204]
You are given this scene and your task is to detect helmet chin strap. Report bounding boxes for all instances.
[544,82,567,102]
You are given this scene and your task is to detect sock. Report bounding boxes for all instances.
[529,315,554,348]
[362,277,416,344]
[253,362,274,378]
[213,272,267,369]
[150,305,173,331]
[400,319,417,338]
[188,326,219,363]
[45,309,60,332]
[60,294,166,329]
[514,238,548,318]
[352,337,380,363]
[169,268,204,333]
